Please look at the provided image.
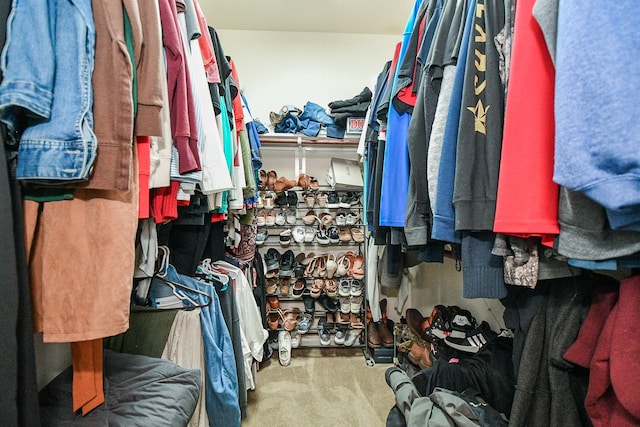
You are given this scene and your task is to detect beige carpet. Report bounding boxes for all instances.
[242,347,395,426]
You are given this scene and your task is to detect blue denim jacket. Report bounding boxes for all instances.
[0,0,97,183]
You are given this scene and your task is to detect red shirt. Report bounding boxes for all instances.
[493,0,558,245]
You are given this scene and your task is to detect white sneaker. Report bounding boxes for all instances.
[292,226,306,244]
[290,330,301,348]
[275,209,287,226]
[278,330,292,366]
[346,211,360,226]
[286,208,297,225]
[304,226,316,243]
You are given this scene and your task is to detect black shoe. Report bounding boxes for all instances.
[318,293,339,313]
[327,226,340,243]
[292,261,305,278]
[339,192,359,209]
[276,193,289,207]
[303,294,316,316]
[279,250,295,277]
[265,248,281,274]
[287,190,298,207]
[327,191,340,208]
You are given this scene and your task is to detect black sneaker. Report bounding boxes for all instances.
[339,192,359,209]
[276,193,289,207]
[327,226,340,243]
[327,191,340,208]
[316,226,330,245]
[287,190,299,207]
[444,320,490,355]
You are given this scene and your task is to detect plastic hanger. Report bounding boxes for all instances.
[152,275,212,309]
[133,246,213,312]
[196,258,229,291]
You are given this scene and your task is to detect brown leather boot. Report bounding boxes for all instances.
[366,303,381,348]
[378,299,395,348]
[377,320,394,348]
[367,320,381,348]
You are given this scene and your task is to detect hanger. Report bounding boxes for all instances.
[132,246,213,312]
[196,258,229,291]
[135,275,213,312]
[156,245,171,277]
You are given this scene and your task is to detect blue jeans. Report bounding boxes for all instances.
[0,0,97,183]
[299,101,335,125]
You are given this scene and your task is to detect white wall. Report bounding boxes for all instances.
[226,29,507,330]
[216,29,401,125]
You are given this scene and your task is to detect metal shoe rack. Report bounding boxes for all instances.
[257,134,373,365]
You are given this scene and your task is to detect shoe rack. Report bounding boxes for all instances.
[257,133,374,366]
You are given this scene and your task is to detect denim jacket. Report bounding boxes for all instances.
[0,0,97,183]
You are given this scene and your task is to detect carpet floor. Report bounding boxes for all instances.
[241,347,395,426]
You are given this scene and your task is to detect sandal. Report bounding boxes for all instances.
[351,254,365,280]
[325,278,338,298]
[279,278,291,295]
[335,253,351,277]
[318,212,334,227]
[278,307,301,332]
[338,227,352,243]
[350,226,365,243]
[311,278,325,299]
[302,210,318,225]
[267,295,280,310]
[304,257,317,277]
[316,255,327,277]
[301,252,315,266]
[292,278,306,297]
[266,278,278,295]
[326,254,337,278]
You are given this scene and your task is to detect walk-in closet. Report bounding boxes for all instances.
[1,0,639,426]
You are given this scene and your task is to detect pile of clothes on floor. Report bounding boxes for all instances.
[385,305,515,427]
[268,87,372,138]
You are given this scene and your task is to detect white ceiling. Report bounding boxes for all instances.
[200,0,415,35]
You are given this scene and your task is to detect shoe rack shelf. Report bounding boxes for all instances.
[258,134,373,365]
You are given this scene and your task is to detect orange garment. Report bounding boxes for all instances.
[72,339,104,415]
[493,0,559,245]
[23,153,138,342]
